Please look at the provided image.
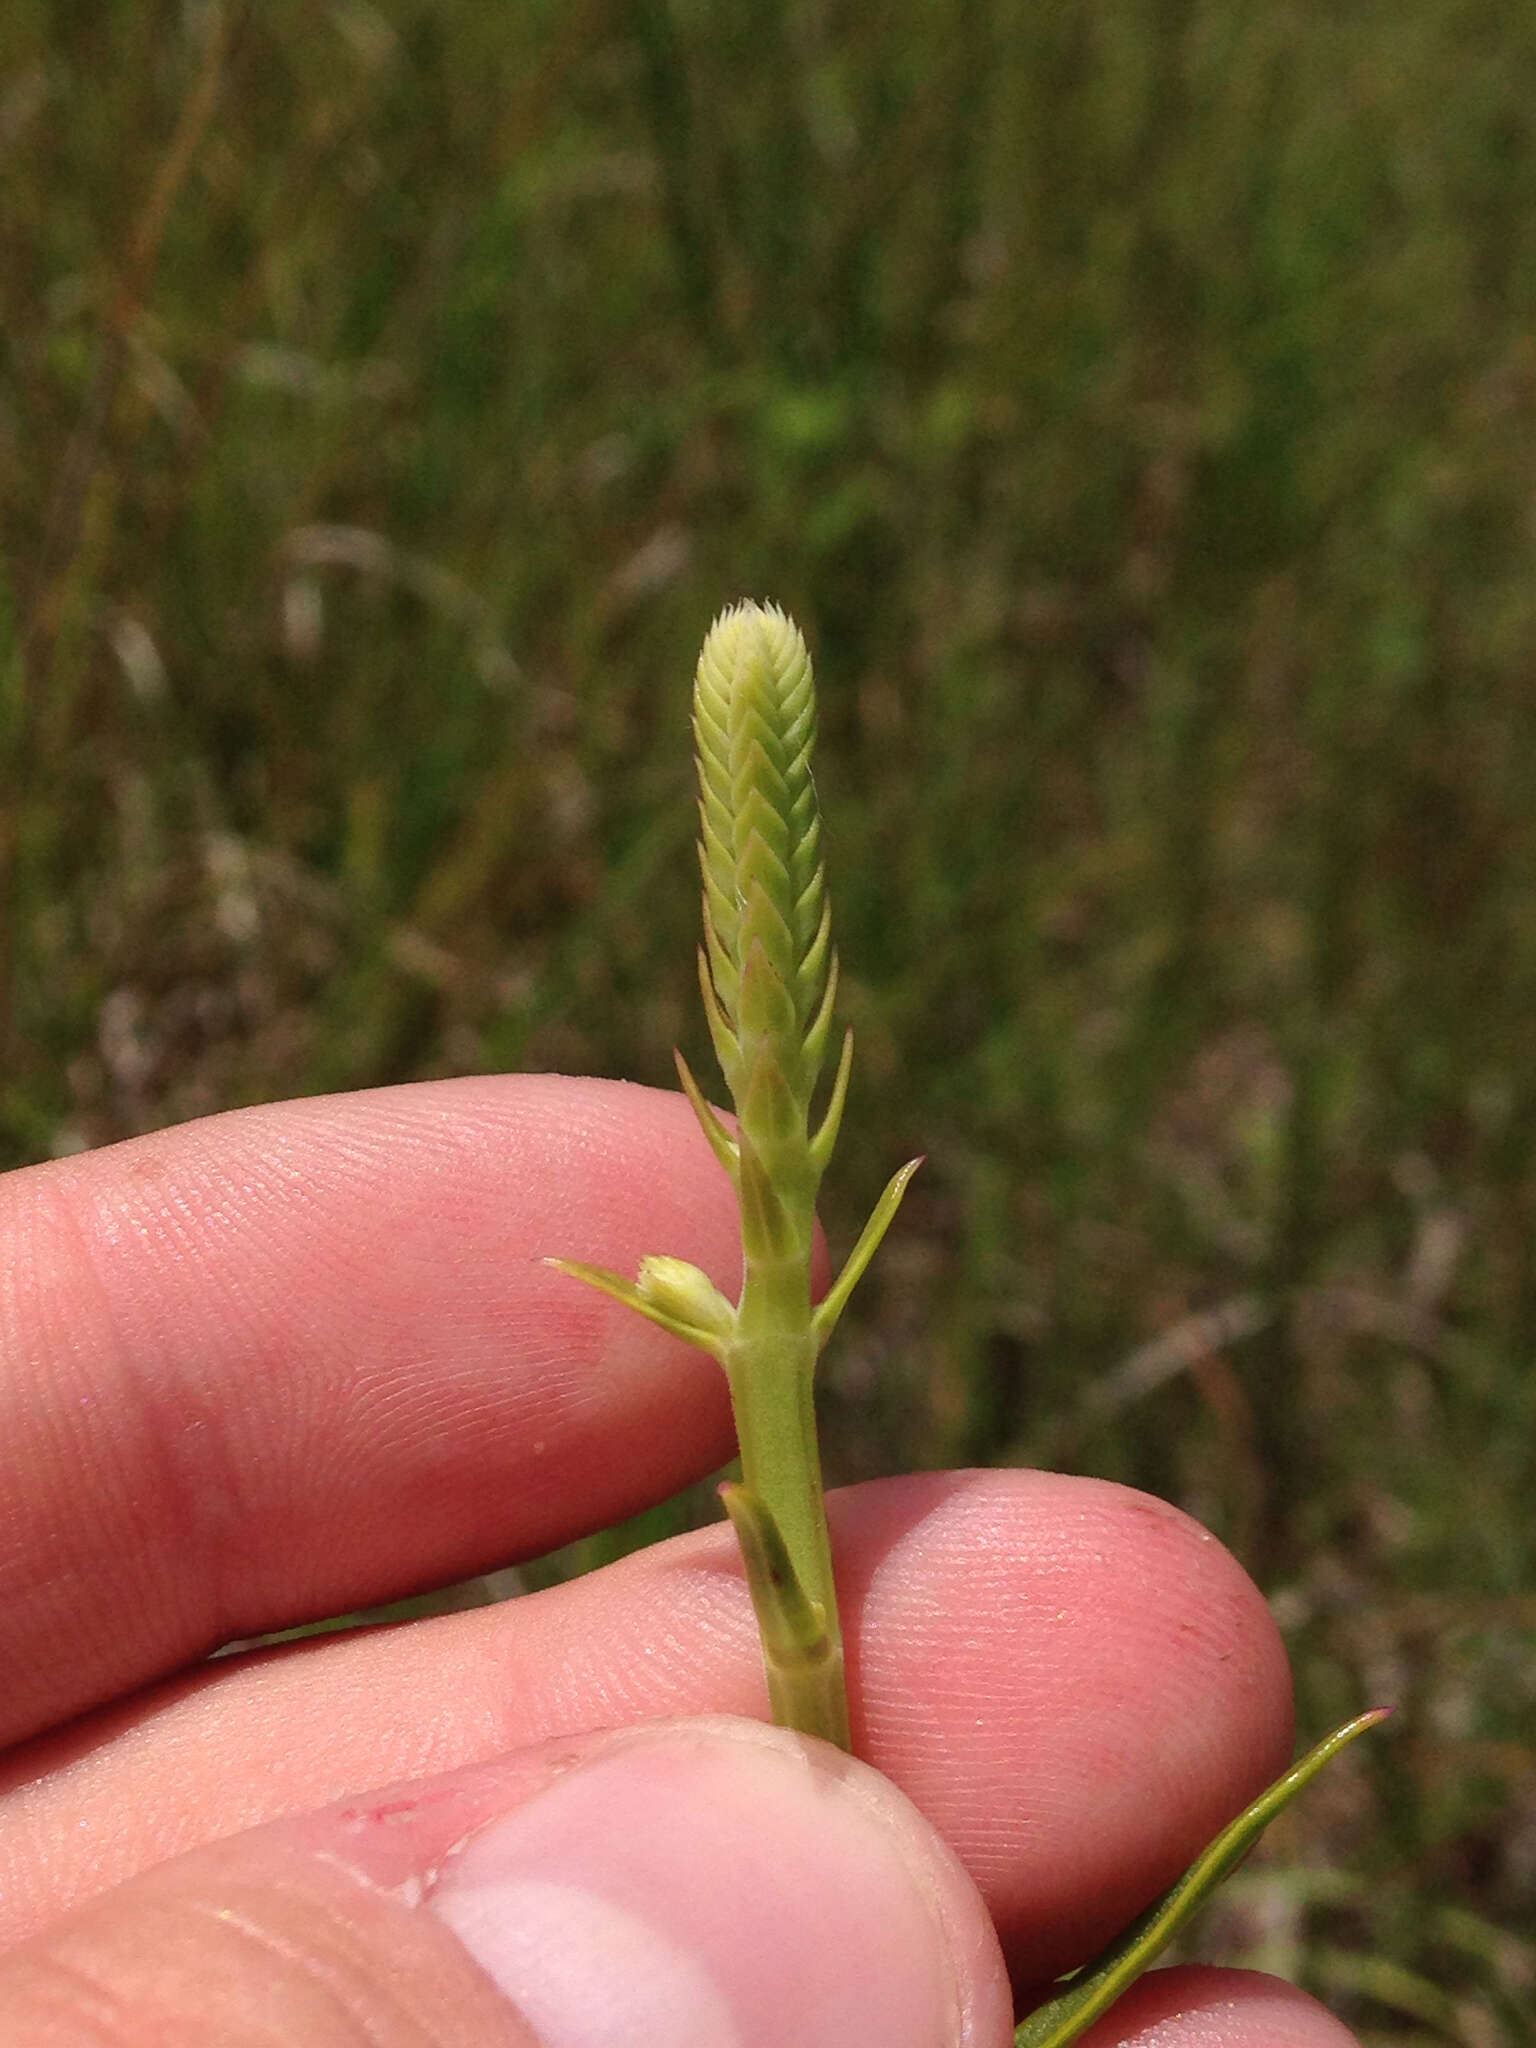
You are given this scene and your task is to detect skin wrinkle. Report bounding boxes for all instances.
[9,1945,140,2039]
[174,1891,368,2027]
[87,1130,483,1572]
[62,1139,336,1621]
[20,1850,538,2047]
[1,1172,230,1701]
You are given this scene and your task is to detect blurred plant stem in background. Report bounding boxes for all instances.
[3,4,1535,2037]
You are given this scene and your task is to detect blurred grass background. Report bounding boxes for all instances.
[3,1,1534,2037]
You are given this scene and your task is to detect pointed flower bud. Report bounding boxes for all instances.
[635,1255,736,1348]
[693,603,836,1122]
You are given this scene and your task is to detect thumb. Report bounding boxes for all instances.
[0,1716,1013,2047]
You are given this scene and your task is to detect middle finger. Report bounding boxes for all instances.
[0,1467,1293,1984]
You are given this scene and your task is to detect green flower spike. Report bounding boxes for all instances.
[550,601,919,1751]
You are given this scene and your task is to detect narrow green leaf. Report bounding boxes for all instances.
[808,1024,854,1175]
[810,1157,924,1353]
[800,932,840,1086]
[1015,1709,1393,2048]
[797,894,835,1040]
[697,941,740,1087]
[674,1046,741,1182]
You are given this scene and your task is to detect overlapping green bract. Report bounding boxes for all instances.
[693,603,837,1126]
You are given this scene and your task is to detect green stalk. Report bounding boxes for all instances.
[550,601,915,1752]
[550,604,1388,2039]
[726,1257,845,1745]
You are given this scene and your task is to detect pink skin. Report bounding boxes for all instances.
[0,1076,1360,2041]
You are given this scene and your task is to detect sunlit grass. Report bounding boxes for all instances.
[3,3,1534,2035]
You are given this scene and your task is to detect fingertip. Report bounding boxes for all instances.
[832,1470,1295,1979]
[1074,1966,1362,2046]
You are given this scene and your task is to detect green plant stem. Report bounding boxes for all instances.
[725,1250,848,1747]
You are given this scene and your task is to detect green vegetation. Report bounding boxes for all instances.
[3,4,1534,2039]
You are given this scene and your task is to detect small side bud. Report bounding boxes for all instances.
[636,1256,737,1346]
[545,1254,734,1358]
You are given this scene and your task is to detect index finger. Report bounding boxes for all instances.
[0,1076,743,1746]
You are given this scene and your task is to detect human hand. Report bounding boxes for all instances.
[0,1075,1359,2046]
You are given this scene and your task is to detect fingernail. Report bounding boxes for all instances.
[424,1718,975,2048]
